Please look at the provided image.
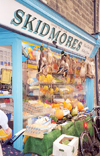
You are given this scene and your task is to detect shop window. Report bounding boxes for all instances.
[0,45,12,95]
[22,41,86,123]
[22,41,40,100]
[0,98,13,120]
[0,46,13,130]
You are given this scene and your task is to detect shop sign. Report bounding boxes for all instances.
[0,0,94,57]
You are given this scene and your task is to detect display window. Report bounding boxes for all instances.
[22,41,88,124]
[0,45,12,95]
[0,98,13,122]
[0,45,13,129]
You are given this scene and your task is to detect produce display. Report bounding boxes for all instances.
[23,100,44,114]
[23,44,95,139]
[55,109,64,119]
[24,124,48,138]
[23,100,52,115]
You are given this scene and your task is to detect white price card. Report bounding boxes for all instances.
[0,103,6,108]
[63,110,70,116]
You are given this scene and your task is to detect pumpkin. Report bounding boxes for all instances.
[77,102,84,111]
[55,109,64,119]
[63,102,72,111]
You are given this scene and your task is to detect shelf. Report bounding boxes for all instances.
[39,91,86,98]
[47,72,74,75]
[39,82,52,85]
[23,112,51,120]
[73,90,86,95]
[39,82,76,85]
[0,95,12,98]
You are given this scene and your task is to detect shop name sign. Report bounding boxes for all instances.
[0,0,94,57]
[11,9,83,50]
[10,9,94,57]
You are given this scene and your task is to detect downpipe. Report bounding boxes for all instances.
[94,0,99,107]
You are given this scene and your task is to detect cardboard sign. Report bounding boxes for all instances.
[1,69,12,84]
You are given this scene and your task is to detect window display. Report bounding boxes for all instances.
[0,46,13,130]
[0,46,12,95]
[22,42,92,124]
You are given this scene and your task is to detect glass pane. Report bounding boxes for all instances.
[0,98,13,130]
[0,50,3,55]
[22,42,87,128]
[4,51,7,56]
[0,45,12,95]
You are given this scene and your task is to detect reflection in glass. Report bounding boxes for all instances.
[0,45,12,95]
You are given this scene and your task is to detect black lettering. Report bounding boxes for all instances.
[22,14,36,31]
[59,33,67,44]
[71,39,78,49]
[39,23,50,36]
[65,36,73,47]
[11,9,25,26]
[76,42,82,51]
[48,27,61,42]
[34,20,42,34]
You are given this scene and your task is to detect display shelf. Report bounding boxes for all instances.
[52,92,86,97]
[0,95,12,98]
[39,82,77,85]
[0,105,13,114]
[39,82,52,85]
[47,71,75,75]
[39,76,86,103]
[73,90,86,94]
[23,112,51,120]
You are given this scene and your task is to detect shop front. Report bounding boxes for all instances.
[0,0,100,154]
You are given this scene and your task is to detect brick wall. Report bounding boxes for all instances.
[40,0,99,106]
[44,0,99,34]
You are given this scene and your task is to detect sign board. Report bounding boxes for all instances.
[0,0,94,57]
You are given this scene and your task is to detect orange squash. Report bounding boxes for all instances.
[77,102,84,111]
[55,109,64,119]
[63,102,72,111]
[51,103,60,109]
[0,129,12,141]
[23,135,29,143]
